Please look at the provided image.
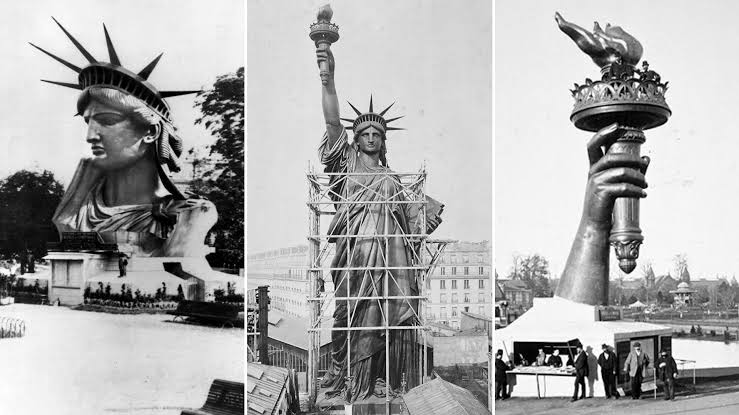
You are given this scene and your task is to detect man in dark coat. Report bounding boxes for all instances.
[597,344,619,399]
[495,349,511,400]
[571,344,588,401]
[657,349,678,400]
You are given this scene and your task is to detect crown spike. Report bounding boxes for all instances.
[339,117,355,123]
[160,90,201,98]
[138,53,163,80]
[29,42,82,73]
[347,101,362,116]
[385,115,404,123]
[51,17,97,63]
[103,24,121,65]
[369,95,374,113]
[41,79,82,90]
[385,127,405,131]
[379,102,395,116]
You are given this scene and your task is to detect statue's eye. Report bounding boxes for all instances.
[94,113,125,126]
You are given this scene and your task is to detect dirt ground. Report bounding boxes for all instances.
[495,377,739,415]
[0,303,243,414]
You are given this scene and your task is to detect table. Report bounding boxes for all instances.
[508,367,576,398]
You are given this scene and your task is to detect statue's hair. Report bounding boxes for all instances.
[76,87,183,173]
[352,126,388,167]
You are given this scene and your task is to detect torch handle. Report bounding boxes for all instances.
[317,40,332,86]
[608,129,646,274]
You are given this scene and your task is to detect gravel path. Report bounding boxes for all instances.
[0,304,243,414]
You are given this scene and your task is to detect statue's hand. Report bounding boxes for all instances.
[582,123,650,226]
[316,45,335,78]
[426,214,442,234]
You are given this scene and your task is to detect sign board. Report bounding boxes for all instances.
[595,306,622,321]
[48,232,118,252]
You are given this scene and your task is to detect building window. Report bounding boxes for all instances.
[452,267,457,276]
[478,267,484,275]
[452,280,457,289]
[479,306,485,314]
[464,306,469,312]
[479,292,485,303]
[452,307,458,317]
[451,255,457,264]
[440,307,447,319]
[478,279,485,289]
[464,267,469,275]
[464,293,470,303]
[440,293,447,303]
[440,280,446,289]
[451,293,458,303]
[464,280,470,289]
[441,267,446,276]
[463,255,469,262]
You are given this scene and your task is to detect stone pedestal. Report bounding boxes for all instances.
[45,252,110,306]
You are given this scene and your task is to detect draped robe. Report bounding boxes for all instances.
[319,128,441,401]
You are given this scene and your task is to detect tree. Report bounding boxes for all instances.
[193,67,244,268]
[673,254,690,283]
[717,280,735,308]
[0,170,65,257]
[508,253,552,297]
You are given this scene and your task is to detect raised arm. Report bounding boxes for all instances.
[555,124,650,305]
[316,45,343,148]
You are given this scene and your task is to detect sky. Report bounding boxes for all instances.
[3,0,243,185]
[247,0,493,253]
[496,0,739,281]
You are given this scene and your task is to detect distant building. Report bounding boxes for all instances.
[497,278,533,309]
[670,281,696,306]
[427,241,492,329]
[247,245,312,317]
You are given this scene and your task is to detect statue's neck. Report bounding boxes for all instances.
[102,158,164,206]
[358,151,382,168]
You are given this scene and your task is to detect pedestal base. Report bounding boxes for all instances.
[44,252,241,306]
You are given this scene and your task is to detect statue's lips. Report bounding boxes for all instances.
[90,146,105,155]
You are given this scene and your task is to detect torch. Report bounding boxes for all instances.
[556,13,671,273]
[310,4,340,86]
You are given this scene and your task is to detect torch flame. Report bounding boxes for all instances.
[317,4,333,22]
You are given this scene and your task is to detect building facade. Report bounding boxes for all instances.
[426,241,492,329]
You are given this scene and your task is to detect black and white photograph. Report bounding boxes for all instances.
[496,0,739,414]
[0,1,244,414]
[247,1,492,414]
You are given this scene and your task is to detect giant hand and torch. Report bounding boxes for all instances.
[310,4,340,86]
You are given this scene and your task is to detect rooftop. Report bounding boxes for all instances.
[402,377,490,415]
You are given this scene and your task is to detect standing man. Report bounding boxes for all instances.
[624,342,650,399]
[571,344,588,402]
[597,344,619,399]
[657,349,678,400]
[495,349,510,400]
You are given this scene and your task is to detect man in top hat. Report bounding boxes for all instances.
[495,349,511,400]
[657,349,678,400]
[624,341,650,399]
[571,343,588,402]
[598,344,619,399]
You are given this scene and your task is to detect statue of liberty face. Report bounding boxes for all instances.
[82,99,158,171]
[355,125,385,155]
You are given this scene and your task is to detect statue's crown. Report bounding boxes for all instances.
[340,96,404,134]
[30,17,200,121]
